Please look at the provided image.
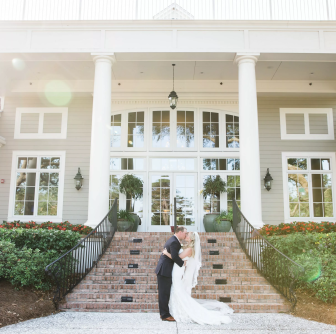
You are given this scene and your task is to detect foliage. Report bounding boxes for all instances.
[259,221,336,236]
[215,210,233,224]
[263,233,336,303]
[0,228,81,290]
[0,228,81,253]
[0,220,92,235]
[119,174,143,200]
[202,175,226,213]
[117,210,134,222]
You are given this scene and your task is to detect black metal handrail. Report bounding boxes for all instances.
[232,200,305,307]
[45,198,118,305]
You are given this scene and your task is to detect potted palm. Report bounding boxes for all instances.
[119,174,143,232]
[117,209,134,232]
[202,175,226,232]
[214,210,233,232]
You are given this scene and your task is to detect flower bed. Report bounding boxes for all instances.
[0,220,92,235]
[259,221,336,236]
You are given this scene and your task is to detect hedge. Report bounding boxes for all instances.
[264,232,336,303]
[0,228,81,290]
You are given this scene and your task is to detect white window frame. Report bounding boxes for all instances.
[8,151,66,223]
[199,109,240,152]
[282,152,336,224]
[280,108,334,140]
[14,108,68,139]
[149,108,172,152]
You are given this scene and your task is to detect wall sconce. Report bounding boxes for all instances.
[264,168,273,191]
[74,168,84,190]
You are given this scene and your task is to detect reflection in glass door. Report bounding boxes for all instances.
[175,174,197,230]
[149,173,197,231]
[150,174,171,228]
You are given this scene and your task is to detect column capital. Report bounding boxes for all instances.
[234,53,260,66]
[91,53,116,65]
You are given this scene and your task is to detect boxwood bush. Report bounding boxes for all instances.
[0,228,81,290]
[263,232,336,303]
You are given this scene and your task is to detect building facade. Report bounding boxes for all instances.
[0,14,336,231]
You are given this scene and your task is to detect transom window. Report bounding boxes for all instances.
[111,109,239,152]
[151,158,195,171]
[9,152,65,221]
[202,158,240,171]
[283,153,334,221]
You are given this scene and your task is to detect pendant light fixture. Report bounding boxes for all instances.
[168,64,178,110]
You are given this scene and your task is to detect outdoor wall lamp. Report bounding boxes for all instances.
[264,168,273,191]
[74,168,84,190]
[168,64,178,109]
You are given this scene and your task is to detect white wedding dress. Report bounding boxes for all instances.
[168,233,233,325]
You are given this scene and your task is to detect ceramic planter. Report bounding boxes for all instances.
[214,220,232,232]
[203,213,219,232]
[129,214,140,232]
[117,219,133,232]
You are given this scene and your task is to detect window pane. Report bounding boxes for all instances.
[177,110,185,122]
[186,111,194,122]
[15,187,25,201]
[50,173,59,186]
[41,157,51,169]
[321,159,331,170]
[311,158,321,170]
[288,158,297,169]
[51,157,60,169]
[24,201,34,215]
[110,158,121,170]
[219,159,226,170]
[18,157,27,169]
[297,158,307,170]
[48,202,57,215]
[128,112,136,122]
[14,201,24,215]
[28,157,37,168]
[111,114,122,148]
[211,112,218,122]
[162,110,169,122]
[16,172,27,187]
[203,112,210,122]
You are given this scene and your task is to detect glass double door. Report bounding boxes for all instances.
[149,172,197,231]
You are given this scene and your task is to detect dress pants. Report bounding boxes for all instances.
[157,274,172,319]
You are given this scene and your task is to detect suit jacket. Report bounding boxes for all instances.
[155,235,184,277]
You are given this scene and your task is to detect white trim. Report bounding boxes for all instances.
[0,96,5,114]
[0,136,6,147]
[281,151,336,224]
[14,108,68,139]
[8,150,66,223]
[280,108,334,140]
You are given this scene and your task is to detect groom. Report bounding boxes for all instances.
[155,226,187,322]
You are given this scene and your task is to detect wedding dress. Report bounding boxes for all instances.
[168,232,233,325]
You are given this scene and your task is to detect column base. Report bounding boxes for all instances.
[248,220,264,230]
[85,220,100,229]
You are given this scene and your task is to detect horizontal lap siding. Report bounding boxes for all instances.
[258,98,336,226]
[0,97,92,224]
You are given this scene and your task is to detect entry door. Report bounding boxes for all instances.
[148,172,197,232]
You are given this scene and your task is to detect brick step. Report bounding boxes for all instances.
[106,249,247,257]
[59,301,290,313]
[106,246,244,253]
[74,282,276,294]
[92,268,262,278]
[66,292,284,304]
[101,255,253,263]
[108,240,241,250]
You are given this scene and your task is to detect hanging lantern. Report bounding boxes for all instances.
[168,64,178,109]
[264,168,273,191]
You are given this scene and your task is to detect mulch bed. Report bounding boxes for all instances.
[0,279,57,328]
[291,289,336,326]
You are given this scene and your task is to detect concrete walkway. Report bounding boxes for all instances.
[0,313,335,334]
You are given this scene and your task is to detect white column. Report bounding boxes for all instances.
[234,53,263,228]
[87,54,114,227]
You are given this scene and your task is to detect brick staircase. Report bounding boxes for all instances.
[60,232,291,313]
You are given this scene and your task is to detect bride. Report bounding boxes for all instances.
[162,231,233,325]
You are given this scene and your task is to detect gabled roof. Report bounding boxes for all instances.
[153,3,194,20]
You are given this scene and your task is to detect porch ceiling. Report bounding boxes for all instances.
[1,52,336,92]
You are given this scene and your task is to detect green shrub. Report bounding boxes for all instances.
[0,229,81,290]
[0,228,81,253]
[264,232,336,303]
[0,240,60,290]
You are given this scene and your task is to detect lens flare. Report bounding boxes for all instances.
[12,58,26,71]
[303,260,322,283]
[44,80,72,106]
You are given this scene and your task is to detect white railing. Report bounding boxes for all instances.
[0,0,335,21]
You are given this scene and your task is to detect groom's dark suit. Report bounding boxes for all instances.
[155,235,184,319]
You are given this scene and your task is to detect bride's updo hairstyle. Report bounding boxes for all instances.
[185,232,196,257]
